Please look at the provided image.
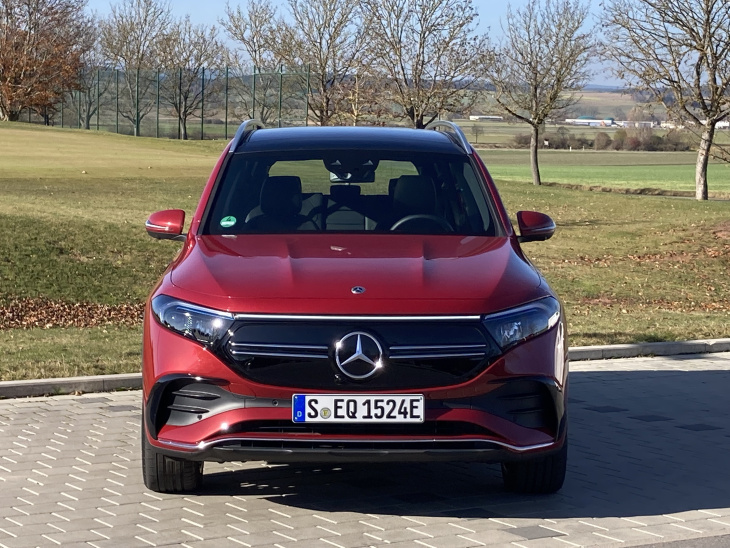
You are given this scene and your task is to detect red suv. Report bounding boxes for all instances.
[142,121,567,494]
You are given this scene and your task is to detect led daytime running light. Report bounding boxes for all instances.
[482,297,560,350]
[151,295,234,346]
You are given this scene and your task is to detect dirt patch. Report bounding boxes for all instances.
[542,181,730,200]
[0,297,143,330]
[712,221,730,240]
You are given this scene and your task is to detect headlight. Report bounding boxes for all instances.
[482,297,561,351]
[151,295,234,346]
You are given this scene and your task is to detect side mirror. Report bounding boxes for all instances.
[145,209,186,241]
[517,211,555,243]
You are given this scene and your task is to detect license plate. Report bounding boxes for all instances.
[292,394,424,423]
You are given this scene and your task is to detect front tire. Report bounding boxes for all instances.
[501,441,567,494]
[141,415,203,493]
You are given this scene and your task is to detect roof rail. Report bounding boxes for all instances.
[229,119,265,153]
[424,121,471,153]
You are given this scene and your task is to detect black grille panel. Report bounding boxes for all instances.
[219,319,501,390]
[230,420,493,437]
[475,379,558,432]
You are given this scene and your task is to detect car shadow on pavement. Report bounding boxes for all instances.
[199,368,730,521]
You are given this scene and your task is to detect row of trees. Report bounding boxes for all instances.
[1,0,729,199]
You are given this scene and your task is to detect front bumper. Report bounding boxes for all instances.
[143,307,568,464]
[143,371,566,464]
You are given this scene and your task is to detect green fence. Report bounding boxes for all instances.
[20,65,311,139]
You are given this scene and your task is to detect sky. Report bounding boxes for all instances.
[85,0,528,31]
[84,0,617,86]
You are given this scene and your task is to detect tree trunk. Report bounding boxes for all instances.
[181,117,188,140]
[695,123,715,200]
[530,124,541,186]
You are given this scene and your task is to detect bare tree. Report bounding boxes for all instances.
[339,69,391,126]
[220,0,288,124]
[362,0,489,128]
[100,0,171,135]
[0,0,88,121]
[159,16,223,139]
[72,15,116,130]
[602,0,730,200]
[275,0,368,126]
[486,0,594,185]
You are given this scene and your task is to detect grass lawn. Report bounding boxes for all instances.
[479,149,730,194]
[0,122,728,380]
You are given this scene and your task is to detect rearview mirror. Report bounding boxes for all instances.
[145,209,186,241]
[517,211,555,243]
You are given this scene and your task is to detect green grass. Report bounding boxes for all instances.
[1,121,729,379]
[0,123,220,304]
[479,149,730,194]
[495,181,730,346]
[0,326,142,380]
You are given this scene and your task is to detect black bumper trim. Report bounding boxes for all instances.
[152,437,565,464]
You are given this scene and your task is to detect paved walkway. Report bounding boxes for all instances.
[0,353,729,547]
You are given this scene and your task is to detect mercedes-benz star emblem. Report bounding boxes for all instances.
[335,332,384,380]
[351,286,366,294]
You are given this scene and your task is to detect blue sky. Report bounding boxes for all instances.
[85,0,616,85]
[86,0,536,36]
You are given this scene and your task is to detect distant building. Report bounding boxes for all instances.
[699,119,730,129]
[565,117,660,128]
[616,120,655,128]
[564,117,615,127]
[661,121,685,129]
[469,115,504,121]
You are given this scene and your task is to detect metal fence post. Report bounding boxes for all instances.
[96,69,100,131]
[156,68,160,138]
[201,67,205,140]
[135,68,140,136]
[305,64,310,126]
[224,66,229,140]
[278,65,283,128]
[115,69,119,134]
[252,65,256,120]
[178,68,182,140]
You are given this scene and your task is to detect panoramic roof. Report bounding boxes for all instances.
[239,126,467,154]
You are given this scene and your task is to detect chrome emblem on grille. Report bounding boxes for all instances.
[351,286,366,294]
[334,332,383,380]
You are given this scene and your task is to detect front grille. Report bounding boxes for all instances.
[228,342,329,360]
[219,319,501,390]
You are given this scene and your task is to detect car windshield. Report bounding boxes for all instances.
[202,150,498,236]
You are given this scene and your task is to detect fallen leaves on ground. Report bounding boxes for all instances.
[0,297,143,330]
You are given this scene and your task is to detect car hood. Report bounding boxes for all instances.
[168,234,547,315]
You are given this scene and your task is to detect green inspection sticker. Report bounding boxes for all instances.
[220,216,237,228]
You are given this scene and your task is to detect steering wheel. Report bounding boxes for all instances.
[390,214,454,233]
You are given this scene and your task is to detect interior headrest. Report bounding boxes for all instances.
[392,175,437,216]
[260,176,302,218]
[330,184,361,202]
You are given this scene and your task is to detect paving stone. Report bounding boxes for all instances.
[2,353,730,547]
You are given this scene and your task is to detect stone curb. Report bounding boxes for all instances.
[0,373,142,399]
[1,338,729,399]
[568,338,730,361]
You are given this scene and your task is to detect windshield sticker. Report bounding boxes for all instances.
[220,216,237,228]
